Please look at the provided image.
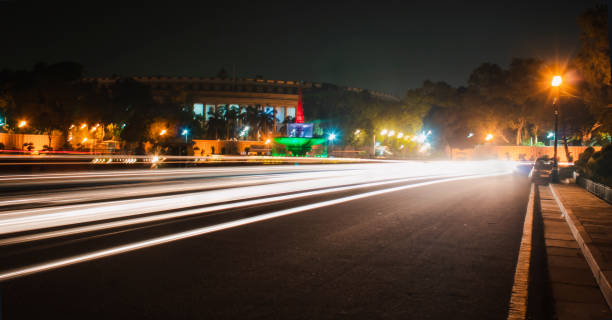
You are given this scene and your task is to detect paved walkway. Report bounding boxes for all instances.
[538,185,611,319]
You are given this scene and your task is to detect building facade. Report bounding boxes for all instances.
[83,76,400,136]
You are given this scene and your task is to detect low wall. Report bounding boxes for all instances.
[451,145,601,162]
[0,133,64,151]
[193,140,270,155]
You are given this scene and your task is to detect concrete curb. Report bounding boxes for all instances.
[507,183,535,320]
[549,184,612,310]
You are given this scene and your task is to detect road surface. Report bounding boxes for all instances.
[0,161,531,319]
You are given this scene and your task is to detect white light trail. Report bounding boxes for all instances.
[0,173,464,245]
[0,170,511,282]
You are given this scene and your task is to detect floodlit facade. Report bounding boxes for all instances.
[83,76,400,134]
[84,76,307,133]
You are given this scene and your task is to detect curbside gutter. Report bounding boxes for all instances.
[549,184,612,310]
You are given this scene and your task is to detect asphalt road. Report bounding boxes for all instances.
[0,161,531,319]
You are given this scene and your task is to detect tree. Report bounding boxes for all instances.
[573,4,612,144]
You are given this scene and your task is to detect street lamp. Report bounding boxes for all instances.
[182,129,189,143]
[159,129,167,136]
[18,120,27,128]
[328,133,336,156]
[485,133,494,141]
[551,75,562,183]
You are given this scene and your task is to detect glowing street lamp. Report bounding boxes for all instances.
[354,129,361,135]
[397,132,404,139]
[81,137,88,143]
[182,129,189,143]
[380,129,388,136]
[485,133,494,141]
[80,123,87,129]
[388,130,395,137]
[18,120,27,128]
[328,133,336,141]
[159,129,167,136]
[551,75,562,87]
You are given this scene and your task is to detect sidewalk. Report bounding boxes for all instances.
[550,184,612,308]
[537,185,612,319]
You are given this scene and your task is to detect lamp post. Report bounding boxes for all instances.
[328,133,336,156]
[551,75,562,183]
[182,129,189,144]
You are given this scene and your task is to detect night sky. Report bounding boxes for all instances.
[0,1,600,96]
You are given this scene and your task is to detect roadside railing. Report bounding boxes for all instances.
[577,176,612,204]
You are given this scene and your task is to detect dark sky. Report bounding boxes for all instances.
[0,1,601,95]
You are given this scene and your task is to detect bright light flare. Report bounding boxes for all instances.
[328,133,336,141]
[380,129,388,135]
[388,130,395,137]
[18,121,27,128]
[397,132,404,139]
[81,138,88,143]
[80,123,87,129]
[551,75,562,87]
[159,129,167,136]
[354,129,361,135]
[418,142,431,153]
[485,134,494,141]
[412,132,427,143]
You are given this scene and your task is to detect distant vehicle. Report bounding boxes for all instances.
[535,156,553,171]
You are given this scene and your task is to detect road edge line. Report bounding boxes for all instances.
[507,183,535,320]
[549,184,612,310]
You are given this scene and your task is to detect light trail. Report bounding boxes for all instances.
[0,161,514,235]
[0,173,466,245]
[0,169,512,282]
[0,169,353,208]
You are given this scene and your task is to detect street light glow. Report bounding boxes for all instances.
[388,130,395,137]
[18,120,27,128]
[328,133,336,141]
[380,129,388,135]
[354,129,361,135]
[551,75,562,87]
[80,123,87,129]
[182,129,188,135]
[397,132,404,139]
[81,137,88,143]
[485,133,494,141]
[159,129,167,136]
